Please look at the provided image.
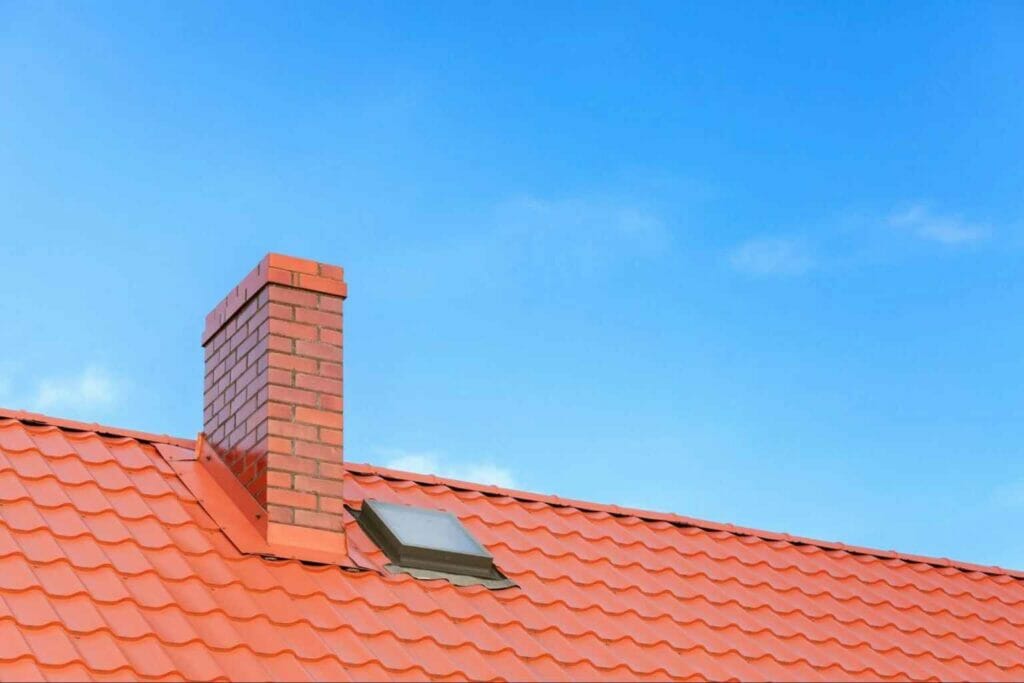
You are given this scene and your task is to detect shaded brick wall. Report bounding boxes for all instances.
[203,286,272,503]
[202,254,347,533]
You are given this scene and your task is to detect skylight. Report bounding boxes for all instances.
[357,499,501,579]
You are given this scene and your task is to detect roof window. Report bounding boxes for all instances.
[356,499,505,581]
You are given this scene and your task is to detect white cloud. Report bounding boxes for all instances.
[32,366,119,414]
[887,203,987,245]
[728,237,814,276]
[378,448,518,489]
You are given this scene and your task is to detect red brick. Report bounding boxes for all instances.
[295,406,340,429]
[235,297,262,328]
[268,335,293,353]
[268,454,318,474]
[267,419,317,441]
[230,361,258,388]
[294,509,345,531]
[211,359,228,383]
[245,411,265,434]
[268,302,294,320]
[267,471,293,488]
[295,307,341,329]
[269,285,318,308]
[266,267,293,286]
[267,504,293,523]
[267,487,316,510]
[294,373,341,394]
[318,462,345,480]
[268,368,293,386]
[294,441,340,462]
[269,318,317,341]
[267,401,293,420]
[295,340,338,361]
[318,263,344,280]
[293,475,344,498]
[318,296,343,313]
[267,253,320,275]
[297,273,347,297]
[319,428,343,445]
[319,328,343,346]
[253,316,271,341]
[249,367,268,395]
[267,352,317,374]
[319,496,346,514]
[228,423,249,446]
[231,392,256,416]
[235,327,262,359]
[319,394,343,412]
[319,362,342,379]
[268,385,317,408]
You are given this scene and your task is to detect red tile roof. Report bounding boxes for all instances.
[2,408,1024,681]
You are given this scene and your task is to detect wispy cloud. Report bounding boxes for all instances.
[887,203,988,245]
[380,192,676,299]
[727,202,991,277]
[31,366,120,414]
[493,195,672,270]
[728,237,815,276]
[378,448,518,489]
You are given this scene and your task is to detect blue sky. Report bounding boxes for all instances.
[2,1,1023,569]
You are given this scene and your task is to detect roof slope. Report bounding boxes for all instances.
[1,412,1023,681]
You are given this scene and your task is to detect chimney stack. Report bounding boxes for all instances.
[202,254,347,553]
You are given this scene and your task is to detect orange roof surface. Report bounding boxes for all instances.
[1,408,1024,681]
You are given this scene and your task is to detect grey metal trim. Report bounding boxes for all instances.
[384,564,517,590]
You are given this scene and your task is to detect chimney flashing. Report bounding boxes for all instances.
[169,434,350,565]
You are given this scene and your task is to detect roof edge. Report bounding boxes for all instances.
[0,407,195,449]
[2,406,1020,581]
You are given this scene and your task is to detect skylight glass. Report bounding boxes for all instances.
[357,499,499,579]
[372,501,487,555]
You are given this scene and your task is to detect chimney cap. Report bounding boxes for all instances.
[202,253,347,345]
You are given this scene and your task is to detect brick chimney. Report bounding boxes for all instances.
[201,253,347,553]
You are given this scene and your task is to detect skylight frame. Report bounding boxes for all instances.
[357,499,500,579]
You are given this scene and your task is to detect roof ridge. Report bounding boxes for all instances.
[3,406,1022,581]
[346,461,1024,582]
[0,407,194,449]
